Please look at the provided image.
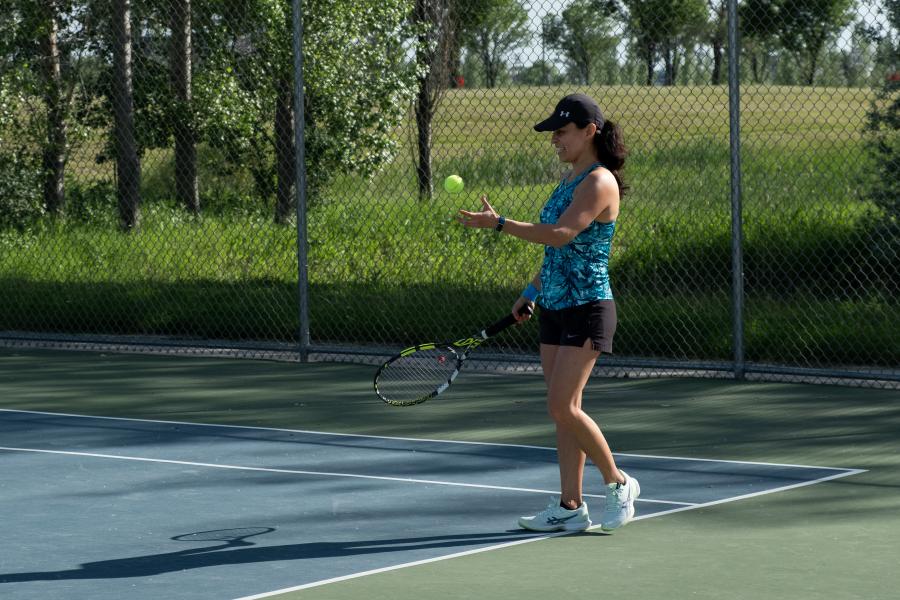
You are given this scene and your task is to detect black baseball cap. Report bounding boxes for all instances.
[533,93,605,132]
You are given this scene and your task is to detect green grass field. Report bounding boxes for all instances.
[1,85,897,367]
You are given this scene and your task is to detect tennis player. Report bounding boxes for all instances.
[458,93,639,533]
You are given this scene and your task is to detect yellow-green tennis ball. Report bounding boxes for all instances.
[444,175,464,194]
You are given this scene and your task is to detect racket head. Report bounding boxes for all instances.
[171,527,274,544]
[374,343,464,406]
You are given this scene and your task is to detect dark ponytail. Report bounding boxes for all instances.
[593,120,628,196]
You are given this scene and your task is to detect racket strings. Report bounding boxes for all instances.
[376,347,459,403]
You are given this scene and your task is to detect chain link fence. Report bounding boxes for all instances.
[1,0,897,388]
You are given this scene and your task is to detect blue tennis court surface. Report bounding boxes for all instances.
[0,409,863,600]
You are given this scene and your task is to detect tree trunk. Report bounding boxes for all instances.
[41,2,66,215]
[113,0,141,230]
[664,44,675,85]
[171,0,198,214]
[480,40,496,88]
[645,44,654,85]
[415,79,433,200]
[710,1,725,85]
[711,38,723,85]
[806,49,818,86]
[274,73,295,225]
[579,53,591,85]
[413,0,451,201]
[671,47,680,84]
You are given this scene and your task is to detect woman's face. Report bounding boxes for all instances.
[550,122,596,163]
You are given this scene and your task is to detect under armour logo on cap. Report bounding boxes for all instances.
[534,93,605,132]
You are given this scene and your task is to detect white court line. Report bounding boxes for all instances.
[234,532,577,600]
[630,467,867,522]
[0,408,867,600]
[0,408,861,472]
[0,445,692,507]
[229,467,867,600]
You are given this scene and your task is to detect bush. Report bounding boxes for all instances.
[863,76,899,293]
[864,77,899,222]
[65,181,118,225]
[0,72,44,230]
[0,152,43,230]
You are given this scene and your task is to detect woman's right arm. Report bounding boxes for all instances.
[512,269,542,321]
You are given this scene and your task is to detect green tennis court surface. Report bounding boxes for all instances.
[1,348,898,600]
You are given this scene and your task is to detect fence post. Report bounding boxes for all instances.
[291,0,310,362]
[727,0,745,380]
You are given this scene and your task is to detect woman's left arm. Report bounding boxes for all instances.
[458,170,617,247]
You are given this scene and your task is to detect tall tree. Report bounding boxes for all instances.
[462,0,530,88]
[0,1,76,216]
[662,0,707,84]
[40,1,67,215]
[170,0,197,214]
[413,0,454,200]
[624,0,707,85]
[543,0,620,85]
[863,0,898,223]
[740,0,780,83]
[112,0,140,230]
[180,0,417,219]
[623,0,665,85]
[776,0,855,85]
[707,0,726,84]
[303,0,420,211]
[449,0,508,85]
[411,0,513,199]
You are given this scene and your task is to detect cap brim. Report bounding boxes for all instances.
[533,114,569,132]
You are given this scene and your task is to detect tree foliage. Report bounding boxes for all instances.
[0,69,44,229]
[543,0,620,85]
[0,0,419,226]
[623,0,709,85]
[304,0,419,197]
[462,0,530,88]
[0,0,895,231]
[742,0,855,85]
[865,77,899,218]
[864,0,899,221]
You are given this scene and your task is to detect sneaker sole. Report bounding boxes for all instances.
[600,504,633,532]
[518,518,593,533]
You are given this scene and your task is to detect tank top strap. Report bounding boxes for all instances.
[562,161,606,188]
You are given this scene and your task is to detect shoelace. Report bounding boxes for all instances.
[605,484,625,509]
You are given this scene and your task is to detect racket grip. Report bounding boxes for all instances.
[484,305,533,338]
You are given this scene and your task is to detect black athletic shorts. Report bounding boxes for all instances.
[538,299,617,354]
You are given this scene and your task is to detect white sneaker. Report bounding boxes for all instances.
[518,497,591,532]
[600,471,640,532]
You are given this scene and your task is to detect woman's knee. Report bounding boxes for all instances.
[547,397,580,426]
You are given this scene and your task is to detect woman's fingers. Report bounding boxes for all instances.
[457,196,500,228]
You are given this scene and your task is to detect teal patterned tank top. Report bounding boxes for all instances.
[539,162,616,310]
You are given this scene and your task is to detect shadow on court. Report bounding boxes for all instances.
[0,530,545,584]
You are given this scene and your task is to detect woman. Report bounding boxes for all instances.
[458,93,639,533]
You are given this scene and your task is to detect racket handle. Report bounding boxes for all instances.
[484,305,533,338]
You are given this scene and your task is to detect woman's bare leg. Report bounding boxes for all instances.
[544,342,623,502]
[541,344,587,508]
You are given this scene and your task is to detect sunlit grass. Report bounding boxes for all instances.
[2,85,895,365]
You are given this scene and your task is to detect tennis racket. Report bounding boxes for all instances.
[171,527,274,546]
[374,307,532,407]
